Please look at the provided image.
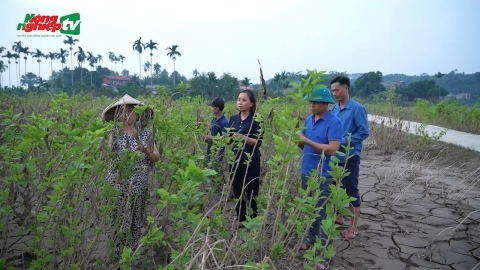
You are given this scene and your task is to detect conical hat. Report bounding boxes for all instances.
[102,94,154,122]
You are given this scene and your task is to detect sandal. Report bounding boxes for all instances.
[299,242,313,250]
[341,230,359,240]
[317,261,329,269]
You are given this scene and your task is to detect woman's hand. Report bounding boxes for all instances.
[231,133,246,141]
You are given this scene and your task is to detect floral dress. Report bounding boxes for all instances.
[106,129,153,257]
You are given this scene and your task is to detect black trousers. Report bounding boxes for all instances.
[230,158,260,222]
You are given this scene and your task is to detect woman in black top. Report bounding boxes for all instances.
[228,89,263,228]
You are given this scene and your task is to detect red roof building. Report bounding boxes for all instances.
[103,76,130,86]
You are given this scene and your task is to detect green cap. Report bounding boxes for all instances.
[303,87,335,103]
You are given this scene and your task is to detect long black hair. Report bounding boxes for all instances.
[240,89,257,114]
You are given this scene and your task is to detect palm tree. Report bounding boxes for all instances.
[0,47,5,55]
[132,38,144,79]
[118,54,125,72]
[144,40,158,86]
[46,52,58,79]
[19,47,31,78]
[96,54,103,70]
[20,72,38,88]
[165,45,181,88]
[193,69,199,77]
[2,51,13,87]
[32,49,45,78]
[63,35,80,86]
[153,63,161,78]
[0,61,7,87]
[241,77,251,88]
[143,61,151,77]
[12,41,23,82]
[13,53,20,87]
[108,51,115,71]
[58,48,69,88]
[114,56,120,74]
[87,51,97,86]
[74,46,86,85]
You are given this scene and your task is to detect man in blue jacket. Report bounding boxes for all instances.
[330,76,369,240]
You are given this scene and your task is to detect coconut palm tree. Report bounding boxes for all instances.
[58,48,69,88]
[0,61,7,87]
[144,40,158,86]
[108,51,115,71]
[63,35,80,86]
[2,51,13,87]
[32,49,45,78]
[132,38,144,79]
[46,52,58,79]
[87,51,97,86]
[118,54,125,72]
[74,46,86,85]
[165,45,181,88]
[114,56,120,74]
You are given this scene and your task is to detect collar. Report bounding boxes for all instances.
[335,98,353,110]
[308,110,333,122]
[214,114,226,121]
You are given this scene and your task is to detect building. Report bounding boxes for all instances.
[380,81,406,90]
[102,75,130,87]
[445,93,472,100]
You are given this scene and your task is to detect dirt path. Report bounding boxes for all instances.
[368,114,480,152]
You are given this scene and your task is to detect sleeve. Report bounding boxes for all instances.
[302,118,308,135]
[349,106,369,144]
[328,120,343,142]
[249,120,264,147]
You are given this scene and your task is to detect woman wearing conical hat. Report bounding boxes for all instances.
[102,94,160,263]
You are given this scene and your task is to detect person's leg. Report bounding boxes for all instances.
[340,156,361,239]
[231,162,247,224]
[244,159,260,220]
[308,177,332,247]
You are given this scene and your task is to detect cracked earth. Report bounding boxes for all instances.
[320,148,480,270]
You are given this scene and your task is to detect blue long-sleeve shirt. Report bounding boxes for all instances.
[207,115,229,161]
[330,98,369,162]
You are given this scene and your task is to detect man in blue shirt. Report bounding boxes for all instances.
[203,97,229,166]
[298,87,343,269]
[330,76,369,241]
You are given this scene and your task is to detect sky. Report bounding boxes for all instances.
[1,0,479,84]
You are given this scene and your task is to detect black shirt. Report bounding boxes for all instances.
[228,113,264,161]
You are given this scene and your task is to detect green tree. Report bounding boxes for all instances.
[352,71,385,98]
[397,79,448,101]
[2,51,14,87]
[132,37,145,79]
[63,35,80,86]
[74,46,86,85]
[144,40,158,87]
[31,49,45,78]
[166,45,181,89]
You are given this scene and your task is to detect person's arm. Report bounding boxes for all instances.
[300,121,343,156]
[141,143,160,162]
[138,131,160,162]
[232,120,263,147]
[341,106,369,145]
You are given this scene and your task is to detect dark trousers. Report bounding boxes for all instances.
[230,158,260,222]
